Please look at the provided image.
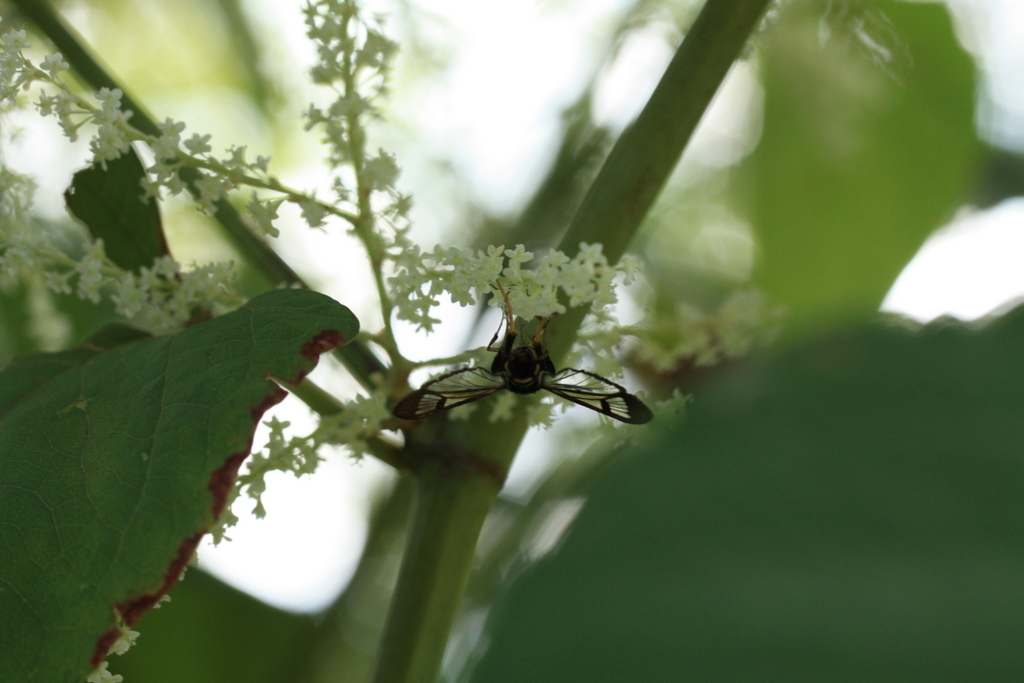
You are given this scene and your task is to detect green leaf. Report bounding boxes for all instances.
[65,148,168,272]
[112,569,317,683]
[475,307,1024,681]
[0,289,358,683]
[741,0,982,327]
[80,323,153,350]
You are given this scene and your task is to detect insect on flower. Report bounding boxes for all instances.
[392,289,653,424]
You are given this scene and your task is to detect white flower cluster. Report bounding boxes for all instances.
[214,390,393,539]
[85,662,122,683]
[302,0,408,222]
[2,29,135,166]
[86,625,138,683]
[2,27,284,236]
[111,256,240,331]
[218,416,322,536]
[2,0,418,343]
[388,242,640,333]
[0,27,248,331]
[3,19,381,337]
[141,117,276,222]
[316,389,394,460]
[4,3,412,253]
[0,29,37,106]
[0,214,241,332]
[629,288,783,372]
[87,88,133,166]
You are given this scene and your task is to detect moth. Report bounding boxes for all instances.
[392,301,653,425]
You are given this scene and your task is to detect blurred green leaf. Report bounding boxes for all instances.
[80,322,152,349]
[978,147,1024,207]
[211,0,280,113]
[0,290,358,683]
[0,267,125,368]
[741,0,982,327]
[474,306,1024,681]
[112,569,317,683]
[0,280,37,362]
[65,148,168,272]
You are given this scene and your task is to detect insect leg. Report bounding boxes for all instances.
[491,281,520,349]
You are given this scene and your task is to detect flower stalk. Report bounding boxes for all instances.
[373,1,774,681]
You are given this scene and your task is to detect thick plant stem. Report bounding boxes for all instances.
[371,2,774,681]
[562,0,773,261]
[371,457,503,683]
[548,0,774,364]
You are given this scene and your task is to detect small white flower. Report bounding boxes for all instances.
[93,88,127,121]
[618,253,642,285]
[194,174,226,212]
[1,29,31,53]
[90,124,132,166]
[299,197,327,228]
[504,244,533,266]
[152,118,185,159]
[40,53,69,77]
[109,628,139,656]
[328,92,370,120]
[85,661,122,683]
[225,144,247,170]
[44,270,74,295]
[357,30,397,69]
[146,161,187,196]
[75,240,108,303]
[301,103,322,131]
[247,194,281,238]
[112,273,144,317]
[331,175,351,202]
[183,133,212,155]
[488,392,517,423]
[364,149,400,191]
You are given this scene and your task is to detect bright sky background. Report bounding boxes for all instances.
[5,0,1023,613]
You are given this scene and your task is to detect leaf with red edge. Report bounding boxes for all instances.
[0,289,358,683]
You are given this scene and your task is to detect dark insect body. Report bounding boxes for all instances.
[393,305,652,425]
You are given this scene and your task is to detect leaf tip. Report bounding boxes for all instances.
[301,329,347,363]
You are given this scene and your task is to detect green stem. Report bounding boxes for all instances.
[288,376,348,417]
[12,0,388,390]
[371,409,527,683]
[371,455,504,683]
[371,2,773,681]
[288,377,406,470]
[548,0,773,364]
[342,57,401,363]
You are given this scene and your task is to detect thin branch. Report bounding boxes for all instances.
[288,377,406,471]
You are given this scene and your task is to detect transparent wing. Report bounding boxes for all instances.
[393,367,507,420]
[542,368,653,425]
